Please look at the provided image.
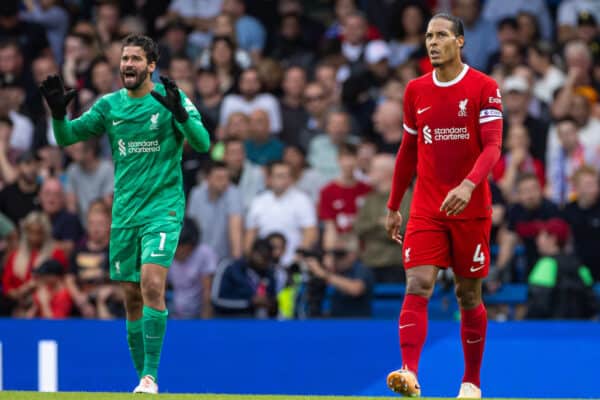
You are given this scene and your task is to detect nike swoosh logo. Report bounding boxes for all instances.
[150,252,165,257]
[399,323,416,329]
[145,335,161,340]
[417,106,431,114]
[470,265,485,272]
[467,338,483,344]
[112,120,124,126]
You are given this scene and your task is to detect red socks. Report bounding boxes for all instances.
[460,303,487,387]
[399,294,429,373]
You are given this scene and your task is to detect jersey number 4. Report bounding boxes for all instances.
[472,243,485,264]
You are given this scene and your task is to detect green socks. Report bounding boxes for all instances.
[141,305,168,382]
[126,318,145,378]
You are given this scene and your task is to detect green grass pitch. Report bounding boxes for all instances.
[0,393,566,400]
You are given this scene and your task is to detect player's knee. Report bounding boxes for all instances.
[141,278,164,303]
[455,285,480,309]
[405,274,435,298]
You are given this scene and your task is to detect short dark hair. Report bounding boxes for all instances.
[266,160,289,176]
[497,17,518,31]
[431,13,464,38]
[516,172,540,186]
[121,34,159,64]
[205,160,228,175]
[338,142,358,157]
[179,217,200,246]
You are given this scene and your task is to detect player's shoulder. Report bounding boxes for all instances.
[406,72,434,91]
[465,66,498,88]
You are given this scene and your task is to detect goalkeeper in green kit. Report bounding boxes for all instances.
[39,34,210,394]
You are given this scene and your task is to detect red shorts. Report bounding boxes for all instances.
[402,215,492,278]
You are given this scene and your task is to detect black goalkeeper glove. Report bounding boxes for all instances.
[150,76,189,123]
[39,75,77,120]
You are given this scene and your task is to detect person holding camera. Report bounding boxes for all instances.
[300,235,374,318]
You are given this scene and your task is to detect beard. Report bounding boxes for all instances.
[120,68,148,90]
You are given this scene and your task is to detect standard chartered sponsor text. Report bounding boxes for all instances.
[434,126,469,141]
[127,140,161,154]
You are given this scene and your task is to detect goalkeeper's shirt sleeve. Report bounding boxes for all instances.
[52,97,106,146]
[174,91,211,153]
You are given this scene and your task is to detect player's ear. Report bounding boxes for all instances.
[456,35,465,49]
[147,60,156,74]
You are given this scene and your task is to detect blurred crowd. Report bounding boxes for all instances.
[0,0,599,320]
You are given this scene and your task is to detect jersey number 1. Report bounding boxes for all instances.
[158,232,166,251]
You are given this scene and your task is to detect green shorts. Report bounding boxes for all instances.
[109,220,182,282]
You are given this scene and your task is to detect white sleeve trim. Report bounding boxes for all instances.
[479,116,503,124]
[403,123,418,135]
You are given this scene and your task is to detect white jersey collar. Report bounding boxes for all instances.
[433,64,469,87]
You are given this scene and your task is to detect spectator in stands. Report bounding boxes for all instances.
[0,117,17,186]
[212,111,250,160]
[160,0,222,54]
[283,144,325,205]
[546,117,598,205]
[482,0,552,40]
[314,62,341,106]
[451,0,497,72]
[319,143,371,266]
[25,259,72,319]
[187,161,243,262]
[564,165,600,282]
[2,211,67,316]
[302,235,374,318]
[220,67,282,134]
[527,42,566,105]
[341,40,391,135]
[0,0,50,66]
[0,151,39,225]
[516,11,541,49]
[168,218,217,319]
[492,124,545,203]
[276,0,324,49]
[355,140,377,183]
[64,138,114,225]
[0,38,40,115]
[211,238,277,318]
[297,81,331,151]
[557,1,600,44]
[485,17,518,74]
[279,66,308,146]
[222,0,266,60]
[308,108,355,182]
[502,75,548,162]
[194,66,222,136]
[548,93,600,167]
[493,173,561,284]
[269,12,314,69]
[197,34,250,93]
[20,0,69,62]
[388,2,429,68]
[371,100,403,154]
[245,161,317,266]
[334,11,372,82]
[66,203,112,318]
[526,218,598,319]
[355,154,409,283]
[245,109,284,165]
[39,177,83,256]
[155,20,189,72]
[167,55,193,84]
[222,137,264,213]
[0,71,34,154]
[94,1,121,47]
[61,32,100,93]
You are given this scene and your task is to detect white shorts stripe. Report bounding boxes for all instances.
[403,123,418,135]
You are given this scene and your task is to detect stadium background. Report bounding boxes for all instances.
[0,0,599,397]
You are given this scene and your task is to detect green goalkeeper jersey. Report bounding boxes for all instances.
[52,83,210,228]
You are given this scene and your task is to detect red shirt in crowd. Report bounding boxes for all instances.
[2,247,68,293]
[318,181,372,233]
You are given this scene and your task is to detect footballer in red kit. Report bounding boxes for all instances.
[385,14,502,399]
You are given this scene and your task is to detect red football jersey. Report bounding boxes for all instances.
[318,181,372,233]
[402,65,503,219]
